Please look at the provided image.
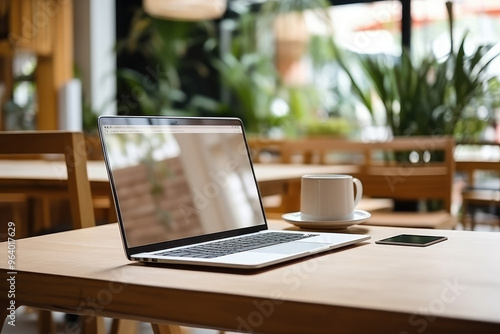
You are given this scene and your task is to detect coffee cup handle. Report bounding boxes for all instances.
[353,178,363,208]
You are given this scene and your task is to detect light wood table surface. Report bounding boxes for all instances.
[0,160,111,197]
[0,160,357,191]
[0,160,363,215]
[1,220,499,333]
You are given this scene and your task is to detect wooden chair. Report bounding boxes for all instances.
[1,131,204,333]
[278,136,457,229]
[0,131,103,333]
[261,138,366,217]
[0,131,186,333]
[359,136,457,229]
[456,143,500,230]
[0,131,95,236]
[461,189,500,230]
[84,133,117,223]
[280,137,367,166]
[246,137,284,163]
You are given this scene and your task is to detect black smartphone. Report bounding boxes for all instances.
[375,234,447,247]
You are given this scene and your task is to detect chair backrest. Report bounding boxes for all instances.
[246,137,285,163]
[280,138,369,165]
[279,136,455,212]
[84,133,105,160]
[455,141,500,186]
[0,131,96,229]
[360,136,455,212]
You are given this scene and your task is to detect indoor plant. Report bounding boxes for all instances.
[334,2,499,140]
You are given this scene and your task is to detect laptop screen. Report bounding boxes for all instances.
[99,117,266,248]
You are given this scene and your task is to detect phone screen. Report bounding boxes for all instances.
[375,234,447,247]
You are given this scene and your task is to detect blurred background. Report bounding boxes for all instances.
[1,0,499,142]
[2,2,500,332]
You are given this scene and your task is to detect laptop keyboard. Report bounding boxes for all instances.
[157,232,318,259]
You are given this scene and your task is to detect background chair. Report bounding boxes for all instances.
[274,136,457,229]
[0,131,101,333]
[246,137,284,163]
[0,131,95,238]
[461,189,500,230]
[0,131,196,334]
[268,138,390,215]
[456,142,500,230]
[84,133,117,224]
[261,138,362,216]
[359,136,457,229]
[280,137,367,166]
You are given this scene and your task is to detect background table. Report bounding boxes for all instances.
[0,160,358,193]
[0,160,363,222]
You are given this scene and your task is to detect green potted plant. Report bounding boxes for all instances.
[334,2,499,140]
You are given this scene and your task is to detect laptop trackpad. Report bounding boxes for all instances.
[252,242,331,254]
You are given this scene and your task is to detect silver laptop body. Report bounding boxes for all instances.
[98,116,369,269]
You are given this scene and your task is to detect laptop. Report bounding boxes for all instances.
[98,116,370,269]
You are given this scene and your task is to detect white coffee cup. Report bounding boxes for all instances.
[300,174,363,221]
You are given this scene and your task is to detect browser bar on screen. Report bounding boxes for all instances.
[103,125,242,134]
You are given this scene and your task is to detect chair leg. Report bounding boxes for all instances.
[38,310,54,334]
[111,318,138,334]
[81,316,106,334]
[31,197,52,235]
[41,198,52,231]
[470,208,477,231]
[151,323,183,334]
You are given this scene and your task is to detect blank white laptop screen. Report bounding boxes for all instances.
[101,118,264,248]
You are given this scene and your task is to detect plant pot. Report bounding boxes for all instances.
[274,12,309,84]
[143,0,227,21]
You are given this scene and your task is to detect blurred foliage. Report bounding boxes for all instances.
[303,118,352,137]
[336,33,499,139]
[215,0,340,136]
[331,1,500,139]
[114,1,500,141]
[260,0,331,13]
[114,1,354,137]
[115,8,220,116]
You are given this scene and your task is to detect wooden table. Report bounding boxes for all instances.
[0,160,362,218]
[0,160,357,190]
[253,163,360,213]
[0,159,111,196]
[1,220,499,333]
[0,160,114,233]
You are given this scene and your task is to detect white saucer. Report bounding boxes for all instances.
[282,210,371,230]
